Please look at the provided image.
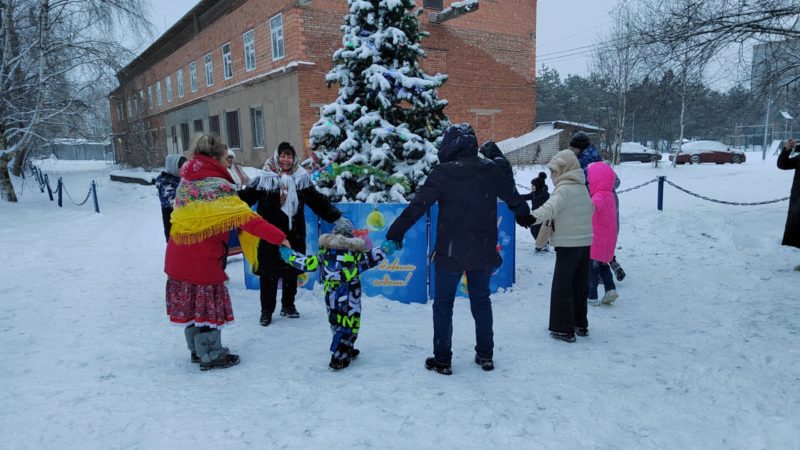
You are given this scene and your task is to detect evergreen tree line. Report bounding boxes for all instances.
[535,65,771,153]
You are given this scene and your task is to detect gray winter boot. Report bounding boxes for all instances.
[194,328,239,371]
[184,325,201,363]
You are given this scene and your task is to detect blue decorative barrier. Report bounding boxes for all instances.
[245,202,516,304]
[243,206,319,291]
[320,203,428,304]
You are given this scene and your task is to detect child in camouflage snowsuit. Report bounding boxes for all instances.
[279,220,386,370]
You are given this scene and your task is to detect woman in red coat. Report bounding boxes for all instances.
[165,135,289,371]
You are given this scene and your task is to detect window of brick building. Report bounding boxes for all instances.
[180,122,190,152]
[423,0,443,9]
[147,86,153,110]
[243,29,256,71]
[189,62,198,93]
[270,14,285,61]
[204,53,214,86]
[116,100,124,121]
[209,115,220,135]
[250,107,264,148]
[165,76,173,102]
[225,111,240,148]
[171,125,177,150]
[156,81,163,106]
[138,90,144,110]
[222,43,233,80]
[176,69,185,98]
[193,119,204,133]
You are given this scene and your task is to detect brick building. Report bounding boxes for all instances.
[109,0,536,168]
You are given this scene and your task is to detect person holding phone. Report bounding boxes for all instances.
[778,138,800,270]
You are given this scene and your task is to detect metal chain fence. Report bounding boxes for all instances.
[662,179,789,206]
[515,173,787,209]
[26,161,100,212]
[61,182,94,206]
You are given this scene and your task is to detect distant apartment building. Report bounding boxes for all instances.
[751,38,800,96]
[109,0,537,168]
[751,38,800,142]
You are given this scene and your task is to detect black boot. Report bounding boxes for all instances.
[425,357,452,375]
[575,327,589,337]
[329,354,351,370]
[259,313,272,327]
[550,331,576,343]
[474,355,494,371]
[610,258,626,281]
[200,354,240,371]
[280,306,300,318]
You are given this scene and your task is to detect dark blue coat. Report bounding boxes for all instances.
[386,124,530,271]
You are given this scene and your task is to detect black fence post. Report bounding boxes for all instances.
[45,174,53,200]
[57,177,63,207]
[657,176,666,211]
[91,180,99,213]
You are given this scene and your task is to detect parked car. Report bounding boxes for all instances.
[619,142,660,163]
[668,140,746,164]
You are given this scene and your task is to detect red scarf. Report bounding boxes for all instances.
[180,154,235,183]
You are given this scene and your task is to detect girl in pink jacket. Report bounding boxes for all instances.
[587,162,619,304]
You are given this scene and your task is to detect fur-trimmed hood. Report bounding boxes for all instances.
[319,233,367,252]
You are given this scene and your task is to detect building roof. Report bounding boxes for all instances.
[116,0,243,86]
[539,120,605,133]
[496,123,563,154]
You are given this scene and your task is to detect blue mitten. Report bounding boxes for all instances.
[279,246,294,262]
[381,240,399,256]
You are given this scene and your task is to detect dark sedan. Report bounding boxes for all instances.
[668,141,746,165]
[620,142,660,163]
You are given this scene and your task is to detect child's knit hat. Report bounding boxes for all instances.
[331,218,354,238]
[531,171,547,190]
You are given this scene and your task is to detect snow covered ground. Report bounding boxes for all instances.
[1,154,798,449]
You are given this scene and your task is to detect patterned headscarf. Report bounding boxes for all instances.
[171,154,264,271]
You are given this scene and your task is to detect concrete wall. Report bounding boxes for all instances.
[165,101,210,154]
[507,134,561,166]
[207,71,301,167]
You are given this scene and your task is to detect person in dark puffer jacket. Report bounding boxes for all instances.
[155,154,187,241]
[521,172,551,250]
[778,138,800,271]
[384,123,530,375]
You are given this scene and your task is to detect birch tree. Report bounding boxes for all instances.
[0,0,151,202]
[593,0,645,165]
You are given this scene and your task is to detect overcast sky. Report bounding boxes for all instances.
[145,0,618,78]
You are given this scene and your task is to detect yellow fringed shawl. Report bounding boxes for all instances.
[170,177,263,271]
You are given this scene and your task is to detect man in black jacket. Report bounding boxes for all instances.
[383,123,530,375]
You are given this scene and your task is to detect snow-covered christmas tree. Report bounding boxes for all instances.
[310,0,450,203]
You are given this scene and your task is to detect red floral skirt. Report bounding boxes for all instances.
[165,278,234,328]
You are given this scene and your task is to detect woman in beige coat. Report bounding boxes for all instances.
[530,149,594,342]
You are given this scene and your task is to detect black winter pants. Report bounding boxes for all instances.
[259,267,298,316]
[161,206,173,242]
[549,246,591,334]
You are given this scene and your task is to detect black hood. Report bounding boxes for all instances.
[479,140,503,160]
[438,123,478,163]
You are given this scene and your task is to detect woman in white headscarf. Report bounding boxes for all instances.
[240,142,346,326]
[224,148,250,189]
